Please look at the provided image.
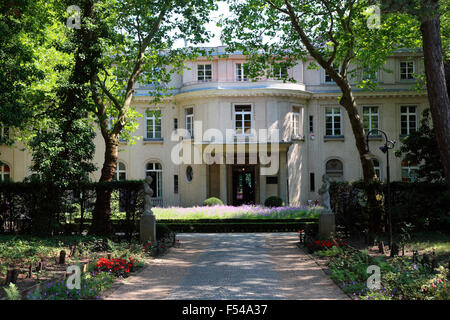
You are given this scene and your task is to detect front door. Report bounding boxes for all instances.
[232,165,255,206]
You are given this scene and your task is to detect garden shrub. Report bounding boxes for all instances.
[264,196,283,207]
[202,197,223,206]
[330,180,450,235]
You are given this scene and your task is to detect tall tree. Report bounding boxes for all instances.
[0,0,48,145]
[25,0,103,234]
[85,0,217,235]
[374,0,450,189]
[221,0,420,242]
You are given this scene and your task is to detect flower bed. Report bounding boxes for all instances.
[311,245,450,300]
[153,204,321,220]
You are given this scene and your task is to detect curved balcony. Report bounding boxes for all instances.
[180,80,307,94]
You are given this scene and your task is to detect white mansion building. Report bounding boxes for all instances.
[0,47,427,207]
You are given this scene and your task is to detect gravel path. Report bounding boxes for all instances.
[105,233,348,300]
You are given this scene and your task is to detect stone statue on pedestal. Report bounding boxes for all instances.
[317,174,335,239]
[318,174,331,212]
[140,176,157,245]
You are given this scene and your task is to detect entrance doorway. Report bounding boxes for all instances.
[232,165,256,206]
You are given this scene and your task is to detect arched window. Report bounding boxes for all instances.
[325,159,343,181]
[145,162,162,198]
[373,159,382,182]
[0,164,10,182]
[116,162,126,181]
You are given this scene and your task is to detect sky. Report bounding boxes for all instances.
[173,1,231,49]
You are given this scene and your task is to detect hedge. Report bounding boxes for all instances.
[330,180,450,235]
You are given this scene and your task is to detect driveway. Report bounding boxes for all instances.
[104,233,349,300]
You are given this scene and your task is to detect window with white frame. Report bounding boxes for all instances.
[373,159,382,181]
[115,162,126,181]
[400,61,415,80]
[146,109,162,139]
[325,65,339,83]
[401,160,419,182]
[197,64,212,82]
[363,106,380,134]
[145,162,162,198]
[292,106,301,137]
[274,64,288,79]
[234,105,252,135]
[400,106,417,136]
[185,108,194,138]
[235,63,248,81]
[0,163,10,182]
[325,107,342,136]
[362,68,378,81]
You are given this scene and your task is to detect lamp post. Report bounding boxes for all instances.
[365,129,396,250]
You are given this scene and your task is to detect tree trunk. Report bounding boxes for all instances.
[338,87,383,244]
[420,1,450,190]
[90,136,119,235]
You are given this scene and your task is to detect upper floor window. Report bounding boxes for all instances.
[185,108,194,138]
[292,106,301,137]
[326,159,343,181]
[236,63,248,82]
[362,68,378,81]
[0,164,10,182]
[363,106,380,134]
[197,64,212,82]
[234,105,252,135]
[145,162,162,198]
[146,109,162,139]
[325,65,339,83]
[400,61,415,80]
[400,106,417,136]
[115,162,126,181]
[274,64,288,79]
[401,160,419,182]
[325,107,342,136]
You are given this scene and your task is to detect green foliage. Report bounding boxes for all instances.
[4,283,21,300]
[202,197,224,206]
[395,109,445,182]
[264,196,283,207]
[330,180,450,234]
[25,272,116,300]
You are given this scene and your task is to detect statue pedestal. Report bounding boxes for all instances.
[140,211,157,245]
[318,210,335,239]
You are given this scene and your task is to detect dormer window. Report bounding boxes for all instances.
[325,65,339,83]
[400,61,415,80]
[197,64,212,82]
[274,64,288,79]
[236,63,248,81]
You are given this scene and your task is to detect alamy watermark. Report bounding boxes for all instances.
[66,5,81,30]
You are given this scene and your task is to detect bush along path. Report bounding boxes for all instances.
[301,233,450,300]
[1,230,178,300]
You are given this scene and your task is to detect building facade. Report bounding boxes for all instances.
[0,47,428,207]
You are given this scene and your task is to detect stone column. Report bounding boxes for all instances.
[259,165,266,205]
[279,151,288,205]
[219,163,227,204]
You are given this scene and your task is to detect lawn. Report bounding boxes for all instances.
[152,204,321,220]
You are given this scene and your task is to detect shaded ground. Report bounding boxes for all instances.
[104,233,348,300]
